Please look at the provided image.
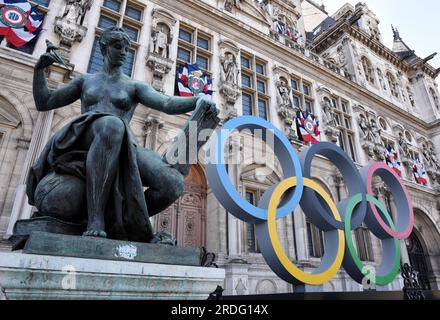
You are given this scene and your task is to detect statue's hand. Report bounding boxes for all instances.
[197,97,219,117]
[35,53,57,70]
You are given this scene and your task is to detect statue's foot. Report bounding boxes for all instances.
[83,230,107,238]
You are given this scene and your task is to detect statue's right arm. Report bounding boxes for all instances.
[33,53,83,111]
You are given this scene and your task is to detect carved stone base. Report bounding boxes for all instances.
[324,126,339,143]
[0,252,225,300]
[54,17,87,55]
[362,141,377,159]
[220,82,240,105]
[146,54,174,92]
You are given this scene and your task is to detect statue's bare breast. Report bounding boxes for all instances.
[80,73,137,121]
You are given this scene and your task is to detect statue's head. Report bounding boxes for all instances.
[99,27,131,67]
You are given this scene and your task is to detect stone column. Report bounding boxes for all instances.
[226,136,242,257]
[5,65,71,239]
[5,110,54,238]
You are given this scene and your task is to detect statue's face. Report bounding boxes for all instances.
[106,39,129,67]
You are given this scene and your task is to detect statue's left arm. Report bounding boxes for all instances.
[135,81,201,115]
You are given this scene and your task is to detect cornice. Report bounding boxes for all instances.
[311,21,411,73]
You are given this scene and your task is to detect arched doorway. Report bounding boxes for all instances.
[406,231,432,290]
[154,165,207,247]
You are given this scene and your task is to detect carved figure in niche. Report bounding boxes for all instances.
[276,79,291,108]
[322,98,338,127]
[422,144,431,165]
[221,52,239,86]
[429,146,440,170]
[398,132,410,158]
[224,0,241,12]
[370,119,382,145]
[62,0,91,25]
[152,24,169,59]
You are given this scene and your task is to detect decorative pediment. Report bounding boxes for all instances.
[0,97,21,128]
[221,0,272,26]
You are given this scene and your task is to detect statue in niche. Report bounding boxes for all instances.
[429,146,440,170]
[322,98,337,127]
[422,144,432,166]
[62,0,92,25]
[221,52,239,86]
[224,0,241,12]
[370,119,382,146]
[27,27,219,242]
[151,24,169,59]
[276,79,291,108]
[398,132,410,159]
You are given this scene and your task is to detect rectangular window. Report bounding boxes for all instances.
[98,16,118,29]
[123,24,139,42]
[241,56,250,69]
[307,221,324,258]
[242,94,253,116]
[88,38,104,74]
[341,102,348,113]
[256,63,264,75]
[125,5,142,21]
[303,84,310,96]
[197,37,209,50]
[332,98,338,108]
[258,99,267,120]
[179,29,192,43]
[292,95,300,108]
[121,48,135,76]
[177,47,191,62]
[241,74,251,88]
[348,134,356,162]
[103,0,121,12]
[196,55,208,70]
[338,132,345,151]
[291,79,299,91]
[257,80,266,94]
[305,100,313,113]
[31,0,51,7]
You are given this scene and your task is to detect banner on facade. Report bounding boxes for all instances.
[295,110,320,144]
[385,144,402,177]
[177,63,213,99]
[0,0,44,47]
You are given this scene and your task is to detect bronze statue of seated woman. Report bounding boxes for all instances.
[26,27,219,243]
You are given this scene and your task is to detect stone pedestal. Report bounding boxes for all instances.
[0,252,225,300]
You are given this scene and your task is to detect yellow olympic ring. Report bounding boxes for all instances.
[267,177,345,285]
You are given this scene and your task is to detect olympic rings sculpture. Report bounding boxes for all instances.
[206,116,414,287]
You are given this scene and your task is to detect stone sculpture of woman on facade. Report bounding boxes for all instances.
[27,27,218,243]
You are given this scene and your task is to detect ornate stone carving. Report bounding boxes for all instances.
[219,40,241,121]
[357,112,383,159]
[422,143,440,184]
[274,67,297,142]
[224,0,241,12]
[54,0,92,58]
[144,115,164,152]
[146,9,176,92]
[397,131,411,166]
[317,87,339,143]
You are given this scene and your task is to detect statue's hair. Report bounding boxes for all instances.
[99,27,131,55]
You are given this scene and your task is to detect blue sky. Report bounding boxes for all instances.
[322,0,440,77]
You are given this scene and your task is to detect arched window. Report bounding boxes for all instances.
[386,72,399,98]
[361,57,375,85]
[430,88,439,109]
[355,224,374,261]
[406,231,432,290]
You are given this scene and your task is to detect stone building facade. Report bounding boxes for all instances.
[0,0,439,295]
